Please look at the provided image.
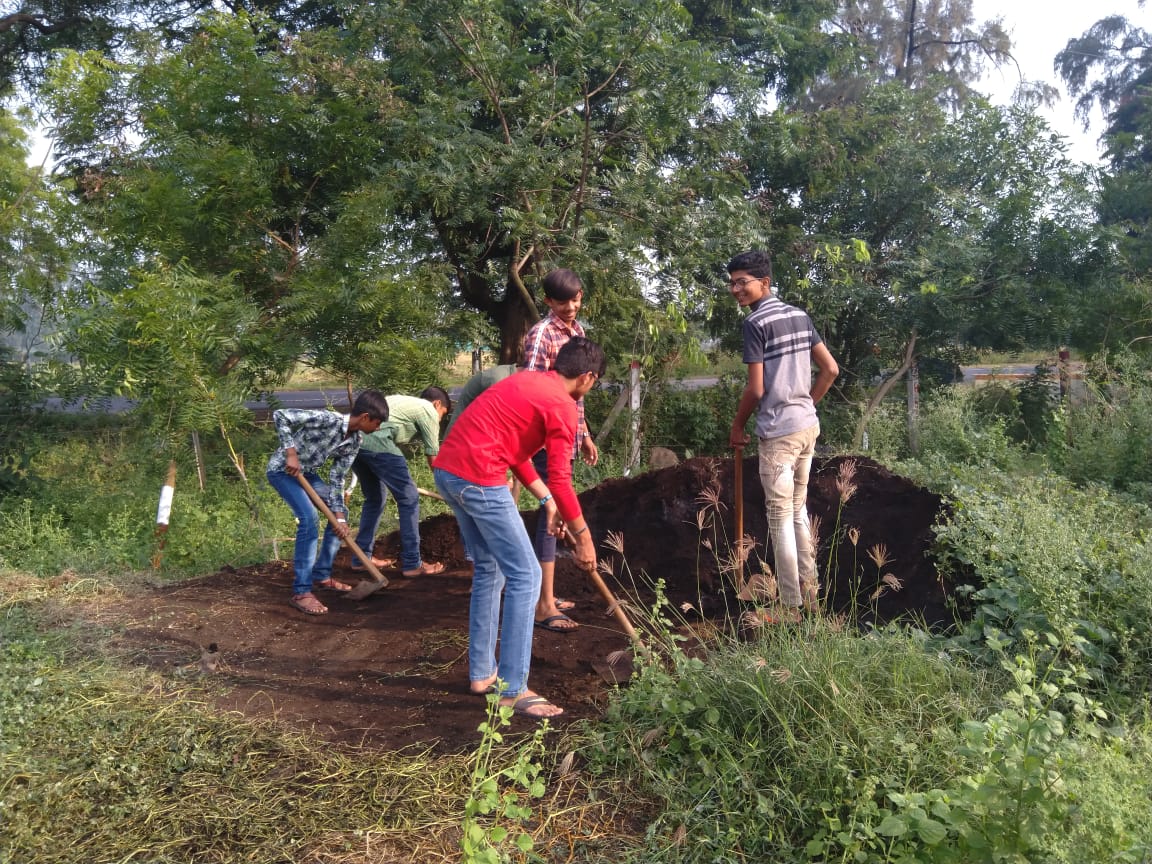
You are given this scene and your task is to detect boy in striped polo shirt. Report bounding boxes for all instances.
[726,250,839,616]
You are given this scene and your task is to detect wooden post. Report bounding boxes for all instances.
[906,360,920,455]
[472,345,482,375]
[191,431,206,491]
[151,460,177,570]
[624,361,642,475]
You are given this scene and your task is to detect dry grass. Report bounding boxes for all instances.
[0,578,648,864]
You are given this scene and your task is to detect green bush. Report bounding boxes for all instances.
[918,463,1152,699]
[591,613,991,863]
[0,419,285,577]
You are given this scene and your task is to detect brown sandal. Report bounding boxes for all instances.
[315,578,352,592]
[289,593,328,615]
[402,561,446,578]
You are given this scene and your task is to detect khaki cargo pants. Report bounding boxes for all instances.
[758,423,819,608]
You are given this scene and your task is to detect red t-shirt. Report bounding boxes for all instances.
[434,370,583,521]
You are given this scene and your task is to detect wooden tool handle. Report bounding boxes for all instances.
[733,444,745,593]
[295,474,387,583]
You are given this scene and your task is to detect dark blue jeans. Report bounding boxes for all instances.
[266,470,344,596]
[352,450,422,572]
[532,449,576,563]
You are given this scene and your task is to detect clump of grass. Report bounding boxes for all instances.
[587,603,994,862]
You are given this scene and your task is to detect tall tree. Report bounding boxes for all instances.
[351,0,838,360]
[805,0,1012,109]
[1057,8,1152,274]
[722,85,1109,436]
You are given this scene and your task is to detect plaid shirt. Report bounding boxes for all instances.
[520,312,587,449]
[266,409,362,515]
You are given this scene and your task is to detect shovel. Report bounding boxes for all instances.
[733,444,749,597]
[294,474,390,600]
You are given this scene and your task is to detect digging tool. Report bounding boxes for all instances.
[416,486,445,502]
[294,474,390,600]
[733,444,748,597]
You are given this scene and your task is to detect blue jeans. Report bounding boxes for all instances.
[531,449,574,564]
[434,467,542,698]
[266,470,344,596]
[352,451,421,571]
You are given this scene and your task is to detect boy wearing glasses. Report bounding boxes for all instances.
[726,250,839,617]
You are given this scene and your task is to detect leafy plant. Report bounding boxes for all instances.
[462,688,549,863]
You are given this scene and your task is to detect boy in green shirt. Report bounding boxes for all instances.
[351,387,451,577]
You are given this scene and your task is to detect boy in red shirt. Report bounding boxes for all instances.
[434,337,605,718]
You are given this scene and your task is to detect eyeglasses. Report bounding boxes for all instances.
[727,277,762,289]
[590,373,602,391]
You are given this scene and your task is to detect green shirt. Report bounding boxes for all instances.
[361,395,441,457]
[445,364,517,436]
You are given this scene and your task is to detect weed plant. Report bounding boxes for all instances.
[914,460,1152,701]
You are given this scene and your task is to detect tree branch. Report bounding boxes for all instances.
[0,12,89,36]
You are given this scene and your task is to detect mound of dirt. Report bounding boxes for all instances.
[99,456,953,752]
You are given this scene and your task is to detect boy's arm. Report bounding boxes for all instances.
[730,362,764,447]
[415,405,442,460]
[810,342,839,404]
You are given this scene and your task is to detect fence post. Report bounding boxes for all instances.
[191,430,206,491]
[624,360,642,475]
[151,460,177,570]
[906,360,920,455]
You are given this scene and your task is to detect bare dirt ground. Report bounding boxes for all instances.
[92,455,954,753]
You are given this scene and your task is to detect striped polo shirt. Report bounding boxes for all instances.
[742,295,824,439]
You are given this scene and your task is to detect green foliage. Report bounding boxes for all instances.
[1052,352,1152,491]
[921,461,1152,698]
[1048,717,1152,863]
[0,419,284,577]
[590,601,991,862]
[808,645,1108,864]
[462,687,549,863]
[913,388,1021,470]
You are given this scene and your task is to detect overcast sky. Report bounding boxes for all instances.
[973,0,1148,163]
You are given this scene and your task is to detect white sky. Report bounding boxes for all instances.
[972,0,1149,163]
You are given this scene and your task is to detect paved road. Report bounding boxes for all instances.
[39,365,1072,414]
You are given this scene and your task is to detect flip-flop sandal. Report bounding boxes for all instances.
[402,561,446,577]
[555,597,576,612]
[314,578,352,592]
[349,556,396,571]
[534,613,578,633]
[289,593,328,615]
[506,694,564,718]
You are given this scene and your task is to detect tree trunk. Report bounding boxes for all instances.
[853,330,918,449]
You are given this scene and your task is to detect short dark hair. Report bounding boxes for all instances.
[419,385,452,415]
[726,250,773,281]
[542,268,583,301]
[554,336,607,379]
[351,389,389,422]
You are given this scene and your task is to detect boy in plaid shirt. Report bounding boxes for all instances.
[266,390,389,616]
[520,268,598,633]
